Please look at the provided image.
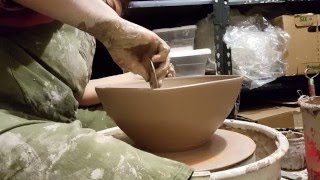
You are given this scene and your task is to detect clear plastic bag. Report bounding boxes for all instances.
[223,15,290,89]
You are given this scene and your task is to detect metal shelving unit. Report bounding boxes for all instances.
[129,0,318,8]
[213,0,232,75]
[128,0,318,75]
[212,0,318,74]
[128,0,315,8]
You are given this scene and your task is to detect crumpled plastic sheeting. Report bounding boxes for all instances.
[224,15,290,89]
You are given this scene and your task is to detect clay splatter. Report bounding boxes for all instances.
[44,124,61,132]
[91,168,104,179]
[85,153,92,159]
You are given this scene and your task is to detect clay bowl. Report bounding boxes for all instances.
[96,75,243,152]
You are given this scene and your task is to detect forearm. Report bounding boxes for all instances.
[80,73,142,106]
[14,0,121,41]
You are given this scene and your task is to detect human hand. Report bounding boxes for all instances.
[100,18,174,85]
[14,0,175,84]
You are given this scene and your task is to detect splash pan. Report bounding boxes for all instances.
[98,120,289,179]
[156,129,256,171]
[99,128,256,171]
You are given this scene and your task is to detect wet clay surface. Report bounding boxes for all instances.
[96,75,243,152]
[220,124,277,161]
[155,129,256,171]
[109,129,256,172]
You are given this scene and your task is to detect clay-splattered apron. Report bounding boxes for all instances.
[0,22,193,179]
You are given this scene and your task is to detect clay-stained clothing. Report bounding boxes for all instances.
[0,22,193,179]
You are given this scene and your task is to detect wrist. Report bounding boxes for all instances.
[77,15,123,47]
[95,17,124,48]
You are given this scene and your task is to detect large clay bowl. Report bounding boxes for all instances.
[96,75,243,152]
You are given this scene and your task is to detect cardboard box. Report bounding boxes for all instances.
[272,14,320,75]
[238,106,303,129]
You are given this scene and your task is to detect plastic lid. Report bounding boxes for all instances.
[169,48,212,58]
[153,25,197,33]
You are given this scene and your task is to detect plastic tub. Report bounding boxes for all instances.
[170,48,211,77]
[153,25,197,51]
[280,130,306,171]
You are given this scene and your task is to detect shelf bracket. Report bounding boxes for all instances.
[213,0,232,75]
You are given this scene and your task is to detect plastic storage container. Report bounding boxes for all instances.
[153,25,197,52]
[170,48,211,77]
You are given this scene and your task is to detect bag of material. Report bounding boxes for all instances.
[224,15,290,89]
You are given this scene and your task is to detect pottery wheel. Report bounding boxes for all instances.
[155,129,256,172]
[113,129,256,172]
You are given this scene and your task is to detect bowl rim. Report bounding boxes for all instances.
[96,75,243,91]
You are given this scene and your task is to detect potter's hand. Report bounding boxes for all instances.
[15,0,172,84]
[101,19,173,84]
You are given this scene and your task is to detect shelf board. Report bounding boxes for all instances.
[128,0,212,8]
[229,0,285,5]
[229,0,317,5]
[128,0,317,8]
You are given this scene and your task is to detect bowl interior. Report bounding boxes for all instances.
[97,75,241,89]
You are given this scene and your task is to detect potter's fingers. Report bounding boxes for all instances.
[151,39,170,63]
[157,63,175,83]
[157,68,173,87]
[155,61,170,79]
[157,71,167,83]
[157,79,163,87]
[167,63,176,77]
